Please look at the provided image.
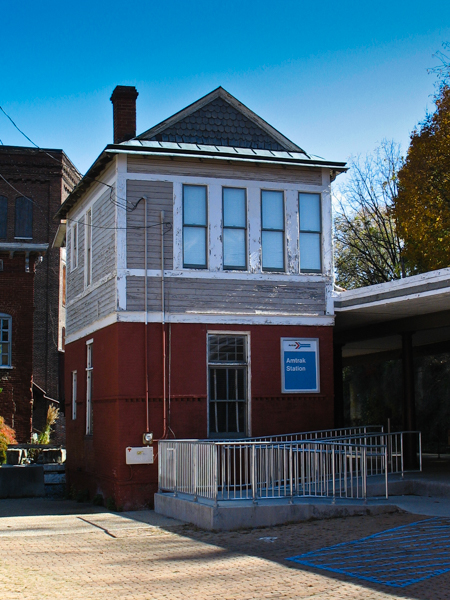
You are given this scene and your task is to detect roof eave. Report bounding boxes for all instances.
[106,145,347,171]
[54,150,114,220]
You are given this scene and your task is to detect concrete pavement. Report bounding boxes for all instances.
[1,497,450,599]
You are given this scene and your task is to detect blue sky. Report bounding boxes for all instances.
[1,1,450,174]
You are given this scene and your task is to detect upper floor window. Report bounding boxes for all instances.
[85,209,92,286]
[261,190,284,271]
[299,193,322,272]
[15,196,33,239]
[0,315,12,367]
[223,188,247,270]
[0,196,7,239]
[71,223,78,270]
[183,185,207,268]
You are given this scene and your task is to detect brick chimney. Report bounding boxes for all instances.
[110,86,139,144]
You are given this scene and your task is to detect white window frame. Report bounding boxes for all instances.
[182,184,208,269]
[71,223,78,271]
[0,314,12,368]
[207,331,250,439]
[299,192,322,273]
[85,209,92,287]
[71,370,77,420]
[86,340,93,435]
[261,189,285,272]
[222,187,247,270]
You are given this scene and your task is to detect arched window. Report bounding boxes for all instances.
[0,196,7,239]
[0,314,12,367]
[15,196,33,239]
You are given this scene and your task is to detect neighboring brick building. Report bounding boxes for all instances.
[0,146,80,442]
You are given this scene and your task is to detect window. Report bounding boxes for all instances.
[223,188,247,270]
[71,371,77,420]
[261,190,284,271]
[71,223,78,270]
[0,315,12,367]
[85,209,92,286]
[208,334,248,437]
[86,342,93,434]
[15,196,33,239]
[62,264,66,307]
[0,196,7,239]
[183,185,207,268]
[299,193,322,272]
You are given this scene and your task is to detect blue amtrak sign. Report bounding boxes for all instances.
[281,338,320,393]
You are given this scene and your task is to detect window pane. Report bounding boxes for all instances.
[223,188,246,227]
[15,197,33,238]
[208,336,245,362]
[223,228,246,268]
[184,186,206,225]
[184,227,206,266]
[300,232,321,271]
[300,193,321,232]
[227,402,237,432]
[262,230,284,270]
[262,191,283,230]
[0,197,7,239]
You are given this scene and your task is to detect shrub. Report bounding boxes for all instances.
[0,416,17,464]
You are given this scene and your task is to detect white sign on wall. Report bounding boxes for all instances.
[125,446,154,465]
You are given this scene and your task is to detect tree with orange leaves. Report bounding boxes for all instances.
[395,84,450,272]
[0,415,16,464]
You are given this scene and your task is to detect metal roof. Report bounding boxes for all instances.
[55,142,346,220]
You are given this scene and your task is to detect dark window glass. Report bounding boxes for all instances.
[15,196,33,239]
[0,197,7,239]
[208,334,247,436]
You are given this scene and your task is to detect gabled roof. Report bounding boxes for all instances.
[55,87,347,220]
[137,87,307,154]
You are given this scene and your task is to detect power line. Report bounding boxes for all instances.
[0,168,172,232]
[0,171,52,227]
[0,104,136,211]
[66,215,173,232]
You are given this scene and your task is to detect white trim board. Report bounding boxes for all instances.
[65,312,334,345]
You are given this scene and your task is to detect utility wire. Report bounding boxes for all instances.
[0,169,172,232]
[0,104,135,211]
[66,215,173,232]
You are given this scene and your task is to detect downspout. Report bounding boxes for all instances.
[161,211,167,438]
[144,197,149,433]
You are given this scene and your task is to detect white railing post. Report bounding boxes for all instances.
[251,445,257,504]
[419,432,423,472]
[401,433,404,478]
[332,445,336,504]
[193,443,198,501]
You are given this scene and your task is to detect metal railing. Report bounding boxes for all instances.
[158,430,422,505]
[243,425,384,444]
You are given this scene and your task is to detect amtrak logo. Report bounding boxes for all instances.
[288,342,311,350]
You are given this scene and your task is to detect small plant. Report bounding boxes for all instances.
[76,489,90,503]
[106,496,117,511]
[37,405,59,445]
[92,494,104,506]
[0,416,16,464]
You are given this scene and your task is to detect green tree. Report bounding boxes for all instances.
[395,84,450,272]
[334,141,407,289]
